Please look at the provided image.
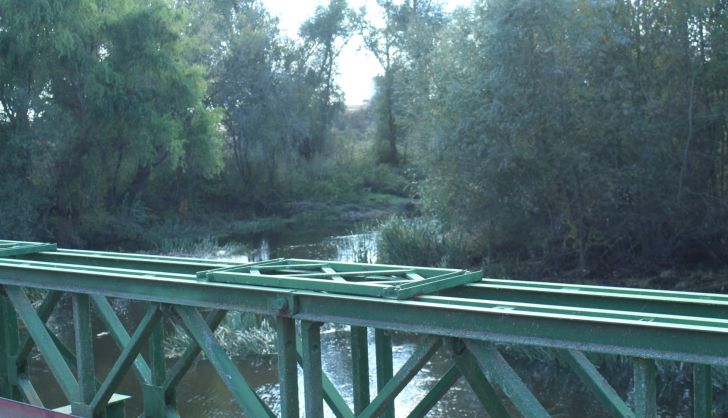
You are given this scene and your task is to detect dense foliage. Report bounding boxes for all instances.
[0,0,223,245]
[416,0,728,275]
[1,0,727,278]
[0,0,389,248]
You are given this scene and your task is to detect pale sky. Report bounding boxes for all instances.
[261,0,472,106]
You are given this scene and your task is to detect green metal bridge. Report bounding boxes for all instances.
[0,239,725,417]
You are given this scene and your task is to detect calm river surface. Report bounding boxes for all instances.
[29,224,712,417]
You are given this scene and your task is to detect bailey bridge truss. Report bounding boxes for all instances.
[0,239,726,417]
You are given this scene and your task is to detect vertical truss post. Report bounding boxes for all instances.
[693,364,712,418]
[0,288,21,400]
[633,358,657,418]
[276,317,299,418]
[72,294,95,416]
[301,321,323,418]
[351,326,370,414]
[375,329,395,418]
[144,309,167,418]
[358,336,441,418]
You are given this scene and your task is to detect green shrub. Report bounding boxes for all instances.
[165,312,276,358]
[377,217,442,266]
[377,216,475,268]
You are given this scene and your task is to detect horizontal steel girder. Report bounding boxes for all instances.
[1,245,728,365]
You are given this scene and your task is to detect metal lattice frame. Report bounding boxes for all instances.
[0,240,724,417]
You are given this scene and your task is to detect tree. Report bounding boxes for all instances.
[421,0,728,275]
[0,0,222,245]
[300,0,357,158]
[361,0,445,165]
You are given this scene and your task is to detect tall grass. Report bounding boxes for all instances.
[165,312,277,359]
[345,230,378,263]
[376,216,474,268]
[152,236,247,259]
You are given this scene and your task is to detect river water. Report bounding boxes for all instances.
[28,225,712,417]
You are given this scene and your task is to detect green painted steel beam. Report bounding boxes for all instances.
[295,334,354,418]
[196,259,286,279]
[693,364,712,418]
[0,293,12,399]
[556,349,634,418]
[294,292,728,366]
[423,294,728,330]
[0,242,56,257]
[0,257,192,281]
[322,266,346,282]
[45,323,91,384]
[17,374,43,407]
[276,317,299,418]
[375,329,395,418]
[632,358,657,418]
[286,269,414,278]
[146,317,167,418]
[175,305,275,418]
[467,341,550,418]
[211,271,392,297]
[2,292,23,402]
[13,255,728,331]
[5,243,728,418]
[406,364,461,418]
[301,321,324,418]
[3,251,728,366]
[23,250,231,276]
[150,323,166,386]
[56,247,233,266]
[453,343,509,418]
[10,245,728,313]
[350,326,370,414]
[91,303,163,416]
[90,295,152,385]
[72,293,96,415]
[164,310,227,394]
[443,281,728,319]
[286,258,455,277]
[23,315,95,401]
[1,263,728,366]
[385,271,481,299]
[13,252,728,323]
[360,336,441,418]
[4,286,80,404]
[0,240,38,246]
[16,291,62,367]
[8,253,728,322]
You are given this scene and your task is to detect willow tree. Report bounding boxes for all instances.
[0,0,222,245]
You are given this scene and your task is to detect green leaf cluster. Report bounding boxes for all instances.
[415,0,728,275]
[0,0,222,245]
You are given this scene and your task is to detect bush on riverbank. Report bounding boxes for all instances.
[376,216,474,269]
[165,312,277,359]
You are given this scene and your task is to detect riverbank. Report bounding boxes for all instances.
[97,192,415,255]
